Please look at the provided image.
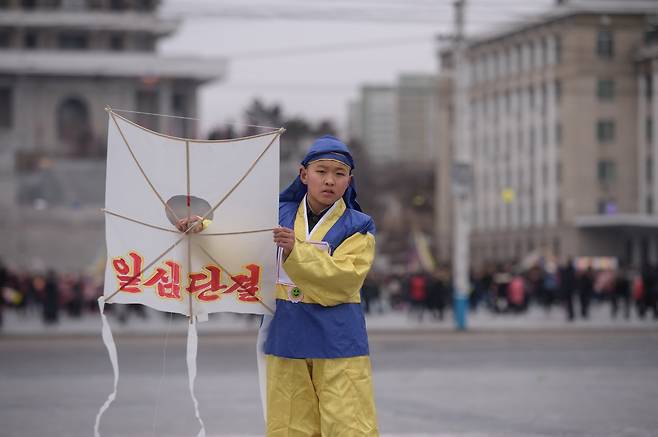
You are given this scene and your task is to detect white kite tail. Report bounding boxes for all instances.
[187,320,206,437]
[256,314,273,422]
[94,297,119,437]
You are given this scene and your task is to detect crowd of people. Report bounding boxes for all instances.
[0,263,105,328]
[361,259,658,322]
[1,258,658,329]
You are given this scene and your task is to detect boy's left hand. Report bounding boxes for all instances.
[273,227,295,260]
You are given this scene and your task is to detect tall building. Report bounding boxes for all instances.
[353,85,398,165]
[435,0,658,267]
[349,74,439,167]
[397,74,439,167]
[0,0,226,270]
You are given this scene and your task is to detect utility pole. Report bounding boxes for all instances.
[451,0,470,331]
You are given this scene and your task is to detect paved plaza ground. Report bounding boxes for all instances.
[1,308,657,437]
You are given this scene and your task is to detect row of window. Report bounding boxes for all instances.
[0,30,155,51]
[470,35,561,84]
[0,29,154,51]
[471,78,619,121]
[473,199,560,231]
[0,0,156,12]
[469,29,615,84]
[477,118,615,145]
[0,87,190,135]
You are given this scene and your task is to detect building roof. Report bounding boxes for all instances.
[0,10,178,36]
[0,50,227,82]
[469,0,658,48]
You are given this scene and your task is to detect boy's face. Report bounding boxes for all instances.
[300,160,352,211]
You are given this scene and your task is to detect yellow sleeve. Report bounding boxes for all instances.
[282,231,375,307]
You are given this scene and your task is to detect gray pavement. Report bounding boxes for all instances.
[1,302,657,338]
[1,329,658,437]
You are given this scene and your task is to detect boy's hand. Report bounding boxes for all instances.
[176,215,204,233]
[273,227,295,260]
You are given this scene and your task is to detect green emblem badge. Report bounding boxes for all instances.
[288,287,303,303]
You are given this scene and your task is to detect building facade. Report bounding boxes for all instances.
[0,0,225,271]
[435,0,658,268]
[349,74,439,167]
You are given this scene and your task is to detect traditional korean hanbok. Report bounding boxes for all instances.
[264,135,378,436]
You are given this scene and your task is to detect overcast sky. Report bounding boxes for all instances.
[158,0,554,135]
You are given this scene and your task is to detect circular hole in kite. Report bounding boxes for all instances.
[165,195,213,227]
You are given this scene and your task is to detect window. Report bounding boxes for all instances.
[110,0,126,10]
[556,122,563,145]
[0,88,12,129]
[555,35,562,64]
[597,79,615,101]
[61,0,86,10]
[553,237,561,257]
[23,32,37,49]
[647,157,653,182]
[647,196,654,214]
[109,34,123,51]
[647,74,654,99]
[555,79,562,104]
[598,160,616,184]
[21,0,36,9]
[58,32,89,50]
[597,30,614,59]
[57,97,92,156]
[598,199,617,215]
[648,119,653,143]
[136,90,159,130]
[557,162,562,184]
[0,30,9,48]
[134,33,154,52]
[597,120,615,143]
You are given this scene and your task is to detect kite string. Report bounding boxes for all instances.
[110,108,280,131]
[151,311,174,437]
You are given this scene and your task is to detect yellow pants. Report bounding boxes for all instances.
[266,355,379,436]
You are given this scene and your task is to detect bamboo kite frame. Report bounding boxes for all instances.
[102,107,283,318]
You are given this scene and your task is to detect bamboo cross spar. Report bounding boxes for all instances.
[95,107,283,437]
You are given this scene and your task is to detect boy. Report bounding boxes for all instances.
[178,135,378,435]
[268,135,378,436]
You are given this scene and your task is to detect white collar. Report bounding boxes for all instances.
[302,194,339,240]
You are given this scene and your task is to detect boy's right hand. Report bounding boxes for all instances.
[273,227,295,261]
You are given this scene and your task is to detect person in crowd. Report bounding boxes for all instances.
[559,258,577,322]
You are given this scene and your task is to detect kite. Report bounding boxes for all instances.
[95,107,282,436]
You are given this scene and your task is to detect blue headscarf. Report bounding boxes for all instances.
[279,135,362,212]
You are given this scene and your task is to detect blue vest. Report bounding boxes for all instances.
[264,201,376,359]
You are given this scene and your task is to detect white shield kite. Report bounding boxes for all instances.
[95,108,282,437]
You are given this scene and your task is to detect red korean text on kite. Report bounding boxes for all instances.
[187,266,226,302]
[111,251,262,303]
[144,260,182,300]
[224,264,261,302]
[111,252,143,293]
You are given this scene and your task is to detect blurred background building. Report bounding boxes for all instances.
[349,74,439,167]
[0,0,225,271]
[347,74,439,270]
[435,0,658,268]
